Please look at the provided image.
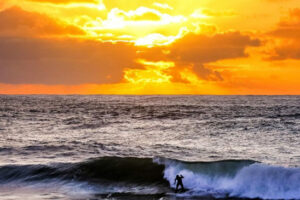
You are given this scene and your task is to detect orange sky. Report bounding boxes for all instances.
[0,0,300,94]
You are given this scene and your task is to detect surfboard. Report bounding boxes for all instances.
[172,188,189,193]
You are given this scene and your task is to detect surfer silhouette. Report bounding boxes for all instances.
[174,174,184,192]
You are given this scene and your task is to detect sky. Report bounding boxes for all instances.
[0,0,300,94]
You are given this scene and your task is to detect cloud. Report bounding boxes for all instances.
[269,8,300,39]
[264,0,291,2]
[80,6,187,46]
[0,37,137,84]
[139,31,260,81]
[109,7,162,21]
[268,42,300,60]
[267,8,300,60]
[0,3,261,86]
[26,0,100,4]
[0,6,85,37]
[137,31,261,63]
[200,9,236,17]
[192,64,224,81]
[169,31,260,63]
[153,3,173,10]
[131,11,161,21]
[108,7,180,22]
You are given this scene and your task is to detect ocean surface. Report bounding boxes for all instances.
[0,95,299,200]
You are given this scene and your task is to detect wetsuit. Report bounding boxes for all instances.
[175,175,184,192]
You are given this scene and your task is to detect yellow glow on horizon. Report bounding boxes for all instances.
[0,82,228,95]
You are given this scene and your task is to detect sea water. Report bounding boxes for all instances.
[0,95,299,199]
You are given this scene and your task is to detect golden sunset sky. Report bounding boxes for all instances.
[0,0,300,94]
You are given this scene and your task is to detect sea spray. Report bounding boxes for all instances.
[158,158,300,199]
[226,163,300,199]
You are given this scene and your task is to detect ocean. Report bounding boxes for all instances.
[0,95,299,200]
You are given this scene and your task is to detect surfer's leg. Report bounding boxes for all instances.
[180,183,184,191]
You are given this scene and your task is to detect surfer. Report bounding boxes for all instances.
[174,174,184,192]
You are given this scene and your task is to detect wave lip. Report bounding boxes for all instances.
[75,157,168,185]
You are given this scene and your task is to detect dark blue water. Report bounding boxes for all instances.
[0,95,299,199]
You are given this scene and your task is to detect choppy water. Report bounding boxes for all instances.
[0,95,299,200]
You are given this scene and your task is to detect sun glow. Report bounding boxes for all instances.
[134,27,189,47]
[15,0,208,46]
[77,6,191,46]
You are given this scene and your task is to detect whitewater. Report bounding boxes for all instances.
[0,95,299,200]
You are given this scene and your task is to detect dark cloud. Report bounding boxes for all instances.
[169,32,260,63]
[268,42,300,60]
[192,64,224,81]
[0,6,84,37]
[139,31,260,81]
[26,0,99,4]
[0,37,137,84]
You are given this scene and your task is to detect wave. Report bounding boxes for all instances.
[0,157,299,199]
[0,157,167,185]
[157,158,300,199]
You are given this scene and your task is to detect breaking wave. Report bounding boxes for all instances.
[157,158,300,199]
[0,157,299,199]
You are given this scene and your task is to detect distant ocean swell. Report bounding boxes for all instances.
[0,157,299,199]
